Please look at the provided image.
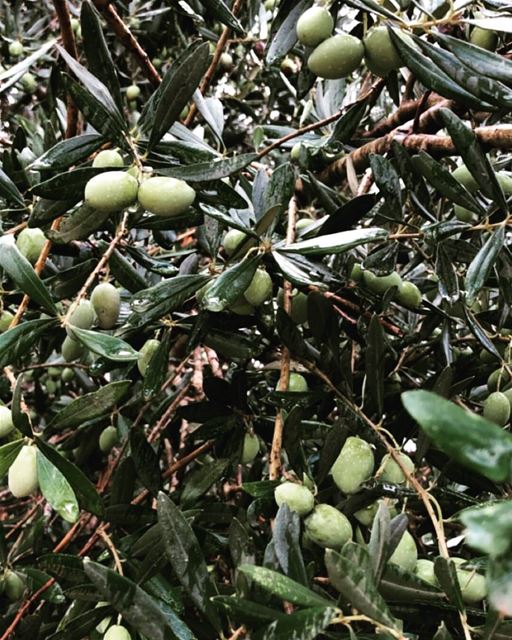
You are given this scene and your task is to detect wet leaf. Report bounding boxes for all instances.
[465,226,505,306]
[69,327,139,362]
[37,450,79,523]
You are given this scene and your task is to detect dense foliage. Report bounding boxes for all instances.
[0,0,511,638]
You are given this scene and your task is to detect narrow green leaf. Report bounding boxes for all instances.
[201,253,262,312]
[12,374,32,437]
[0,235,57,315]
[37,450,79,523]
[365,314,386,417]
[258,606,338,640]
[328,100,368,144]
[31,134,105,171]
[129,429,161,496]
[266,0,313,63]
[380,564,444,602]
[48,204,111,244]
[143,331,172,400]
[282,228,388,256]
[0,319,57,368]
[434,557,465,611]
[46,605,113,640]
[0,166,25,208]
[198,0,245,34]
[0,439,23,479]
[460,500,512,557]
[180,459,229,507]
[465,227,505,306]
[212,596,286,625]
[39,553,87,583]
[69,327,139,362]
[31,167,105,199]
[160,153,257,182]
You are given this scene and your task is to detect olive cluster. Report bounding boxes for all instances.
[452,164,512,222]
[296,7,401,79]
[351,263,423,308]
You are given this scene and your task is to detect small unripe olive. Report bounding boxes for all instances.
[264,0,276,8]
[487,368,511,393]
[46,379,58,394]
[137,338,160,377]
[243,269,273,306]
[4,570,24,601]
[483,391,511,426]
[138,176,196,217]
[0,406,14,438]
[241,432,260,464]
[61,367,75,382]
[126,84,141,100]
[0,310,14,332]
[453,561,487,603]
[92,149,124,168]
[85,171,138,213]
[388,530,418,572]
[9,41,24,57]
[454,204,477,223]
[308,34,364,79]
[16,227,46,264]
[277,288,309,325]
[290,143,302,162]
[8,444,38,498]
[354,501,379,526]
[284,372,308,392]
[469,27,498,51]
[91,282,121,329]
[180,105,190,120]
[20,72,36,94]
[295,218,314,232]
[104,625,132,640]
[363,26,402,77]
[331,436,374,494]
[229,296,255,316]
[497,172,512,195]
[380,452,415,484]
[66,300,95,336]
[70,18,80,33]
[304,504,353,549]
[275,482,314,516]
[62,336,84,362]
[296,7,334,47]
[223,229,247,256]
[220,52,234,70]
[363,270,402,295]
[350,263,364,283]
[451,165,479,192]
[396,282,422,308]
[415,559,438,586]
[99,425,119,453]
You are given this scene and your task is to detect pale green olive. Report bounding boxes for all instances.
[304,504,353,548]
[415,559,438,586]
[487,368,511,393]
[308,34,364,79]
[137,338,160,377]
[331,436,374,494]
[0,310,14,332]
[290,143,302,162]
[388,530,418,572]
[452,165,479,192]
[16,227,46,264]
[454,204,477,223]
[138,176,196,217]
[92,149,124,168]
[497,172,512,195]
[396,282,422,308]
[84,171,138,213]
[295,217,314,231]
[243,269,273,306]
[4,570,24,601]
[380,452,415,484]
[277,288,309,325]
[99,426,119,453]
[62,336,84,362]
[9,41,24,57]
[350,263,364,283]
[0,406,14,438]
[126,84,141,100]
[483,391,511,426]
[91,282,121,330]
[354,501,379,526]
[241,432,260,464]
[274,482,315,516]
[61,367,75,382]
[20,72,36,94]
[8,445,39,498]
[296,7,334,47]
[363,270,402,295]
[66,300,95,336]
[104,625,132,640]
[229,296,255,316]
[223,229,248,256]
[453,561,487,604]
[363,26,402,77]
[469,27,498,51]
[220,52,234,70]
[286,372,308,392]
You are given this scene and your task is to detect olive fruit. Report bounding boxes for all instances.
[137,338,160,377]
[487,368,511,393]
[354,501,379,526]
[104,625,132,640]
[241,432,260,464]
[92,149,124,168]
[8,444,39,498]
[286,372,308,392]
[350,263,364,283]
[274,482,314,516]
[99,426,119,453]
[415,559,438,587]
[451,165,478,192]
[396,282,422,308]
[20,72,36,94]
[91,282,121,329]
[363,270,402,295]
[497,172,512,195]
[308,34,364,79]
[223,229,247,256]
[138,176,196,217]
[243,269,273,306]
[0,406,14,438]
[277,288,309,325]
[16,227,46,264]
[220,52,234,70]
[62,336,84,362]
[229,296,255,315]
[66,300,95,336]
[61,367,75,382]
[126,84,141,100]
[0,310,14,332]
[84,171,138,213]
[9,41,24,57]
[388,530,418,572]
[331,436,374,494]
[455,564,487,604]
[380,452,415,484]
[304,504,353,548]
[363,26,402,77]
[454,204,477,223]
[483,391,511,426]
[469,27,498,51]
[290,143,302,162]
[296,7,334,47]
[4,570,24,601]
[296,217,314,232]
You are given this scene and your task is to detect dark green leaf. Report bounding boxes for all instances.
[46,605,113,640]
[436,243,460,303]
[129,429,161,496]
[0,319,57,368]
[266,0,313,63]
[39,553,87,584]
[160,153,257,182]
[212,596,286,625]
[465,227,505,306]
[0,165,26,208]
[380,564,444,602]
[36,450,79,523]
[198,0,244,34]
[329,100,368,144]
[201,252,262,312]
[282,228,388,256]
[273,504,309,586]
[12,374,32,437]
[31,134,105,171]
[180,458,229,507]
[31,167,105,199]
[47,204,111,243]
[365,314,385,417]
[69,327,139,362]
[434,557,464,611]
[257,606,338,640]
[460,500,512,557]
[0,439,23,479]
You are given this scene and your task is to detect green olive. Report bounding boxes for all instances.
[104,625,132,640]
[62,335,84,362]
[229,296,255,316]
[388,530,418,572]
[92,149,124,168]
[8,444,39,498]
[290,143,302,162]
[452,165,479,192]
[138,176,196,217]
[414,559,438,586]
[66,300,95,336]
[223,229,247,256]
[296,7,334,47]
[61,367,75,382]
[308,34,364,79]
[363,26,402,77]
[220,52,234,70]
[0,406,14,438]
[483,391,511,426]
[454,562,487,604]
[363,270,402,295]
[331,436,375,494]
[264,0,276,8]
[46,379,58,394]
[99,425,119,453]
[126,84,141,100]
[9,41,24,57]
[0,310,14,332]
[243,269,273,306]
[241,432,260,464]
[84,171,138,213]
[350,263,364,283]
[454,204,477,223]
[304,504,353,548]
[396,282,422,308]
[380,452,415,484]
[91,282,121,330]
[295,217,314,232]
[4,570,24,601]
[354,501,379,526]
[20,72,36,94]
[137,338,160,377]
[16,227,46,264]
[497,172,512,195]
[274,482,314,516]
[70,18,80,34]
[285,372,308,392]
[487,368,511,393]
[469,27,498,51]
[277,288,309,325]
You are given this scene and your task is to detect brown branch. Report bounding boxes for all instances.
[91,0,160,87]
[53,0,79,137]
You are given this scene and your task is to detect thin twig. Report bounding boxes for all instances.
[53,0,79,137]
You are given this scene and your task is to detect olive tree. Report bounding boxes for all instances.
[0,0,511,638]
